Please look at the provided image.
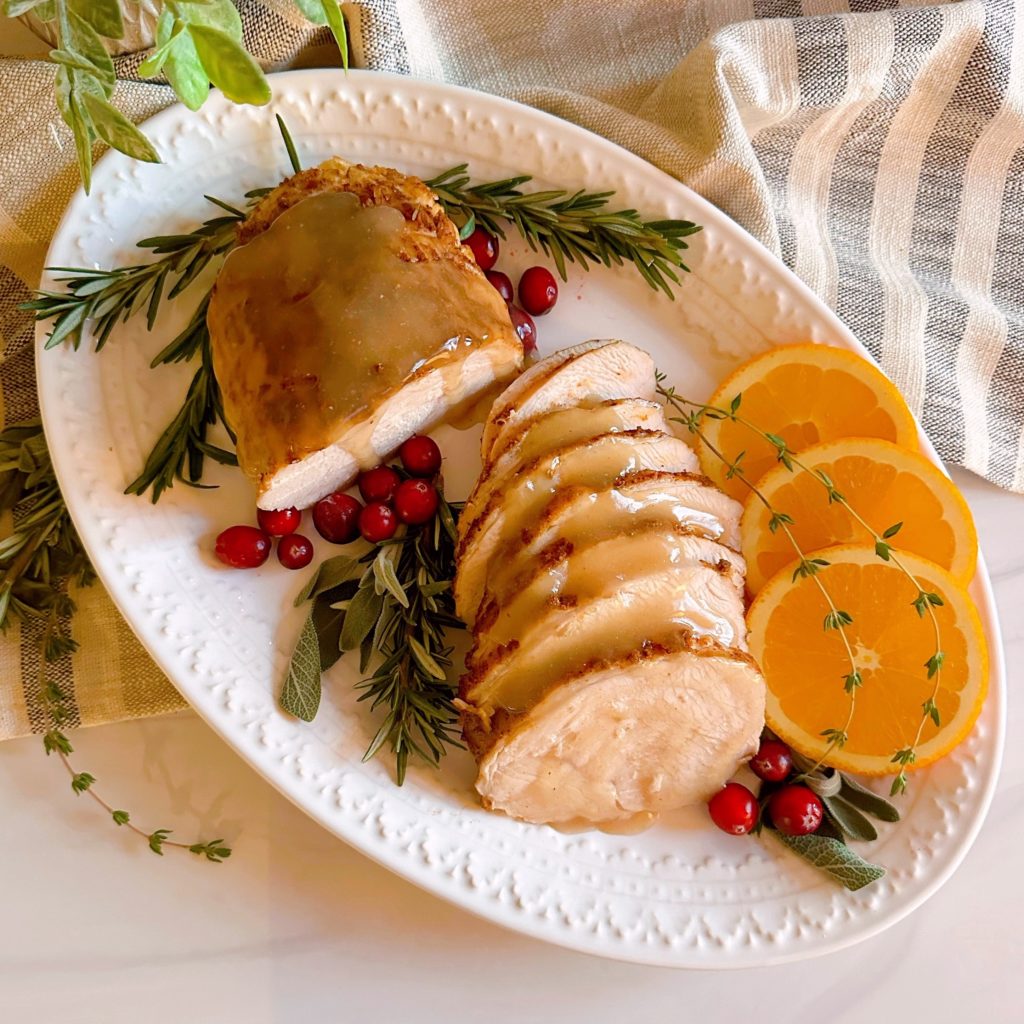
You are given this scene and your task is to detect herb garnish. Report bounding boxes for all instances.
[2,0,348,191]
[657,379,946,795]
[0,420,230,860]
[283,489,463,784]
[426,165,701,297]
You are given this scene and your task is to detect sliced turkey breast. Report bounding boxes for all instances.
[462,559,748,715]
[460,398,668,542]
[468,637,766,827]
[479,470,742,613]
[470,526,745,669]
[208,157,522,510]
[454,430,699,624]
[479,339,656,463]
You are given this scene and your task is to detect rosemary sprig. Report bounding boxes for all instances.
[282,489,464,784]
[659,380,948,795]
[657,377,863,771]
[425,165,702,297]
[22,196,249,353]
[0,422,230,859]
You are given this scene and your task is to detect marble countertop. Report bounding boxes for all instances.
[2,21,1021,1023]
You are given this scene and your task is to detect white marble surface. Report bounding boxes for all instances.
[2,23,1022,1023]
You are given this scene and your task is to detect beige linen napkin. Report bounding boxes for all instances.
[2,0,1021,739]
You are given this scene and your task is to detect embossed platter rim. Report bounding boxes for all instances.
[35,69,1006,967]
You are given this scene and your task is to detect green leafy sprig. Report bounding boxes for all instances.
[282,489,464,784]
[657,376,864,772]
[657,379,948,796]
[425,165,702,297]
[2,0,348,191]
[0,421,231,860]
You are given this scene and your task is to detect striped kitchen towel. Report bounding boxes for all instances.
[1,0,1020,739]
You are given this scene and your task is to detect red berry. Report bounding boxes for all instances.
[394,478,439,524]
[465,227,499,270]
[518,266,558,315]
[312,492,362,544]
[485,269,514,303]
[278,534,314,570]
[769,785,824,836]
[359,502,398,543]
[214,525,271,569]
[508,305,537,354]
[708,782,758,835]
[398,435,442,477]
[358,465,401,504]
[256,506,300,537]
[750,739,794,783]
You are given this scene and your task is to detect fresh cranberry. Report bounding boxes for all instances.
[312,492,362,544]
[256,506,300,537]
[518,266,558,316]
[485,269,514,303]
[398,435,442,477]
[394,479,439,524]
[465,227,499,270]
[508,305,537,354]
[708,782,758,836]
[358,465,401,504]
[750,739,794,783]
[359,502,398,543]
[769,785,824,836]
[278,534,314,570]
[214,525,271,569]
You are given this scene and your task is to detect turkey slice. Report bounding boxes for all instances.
[479,339,656,463]
[454,430,699,624]
[468,637,766,827]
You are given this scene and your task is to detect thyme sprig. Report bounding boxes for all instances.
[658,377,863,771]
[282,489,464,784]
[425,165,701,297]
[0,422,230,859]
[658,380,947,795]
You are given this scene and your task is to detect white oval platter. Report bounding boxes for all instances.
[35,69,1005,968]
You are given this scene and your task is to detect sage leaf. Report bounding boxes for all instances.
[409,636,447,680]
[312,584,354,671]
[373,547,409,608]
[280,609,322,721]
[3,1,51,16]
[294,554,360,606]
[822,794,878,842]
[774,833,885,891]
[80,93,159,163]
[320,0,349,68]
[293,0,328,24]
[340,585,383,651]
[188,25,271,106]
[180,0,243,37]
[839,774,901,823]
[66,10,115,93]
[69,0,124,39]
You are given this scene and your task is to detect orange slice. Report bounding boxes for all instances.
[747,544,987,775]
[741,437,978,595]
[698,344,919,501]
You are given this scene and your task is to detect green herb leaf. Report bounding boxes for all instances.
[883,521,903,539]
[3,0,52,16]
[280,609,322,721]
[70,770,96,794]
[340,584,384,652]
[319,0,349,69]
[774,833,885,891]
[80,92,160,163]
[822,794,878,842]
[839,774,901,822]
[373,546,409,608]
[295,554,361,605]
[69,0,124,39]
[312,584,355,671]
[276,113,302,174]
[188,25,271,106]
[409,636,447,680]
[148,828,172,855]
[159,12,210,111]
[111,809,130,826]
